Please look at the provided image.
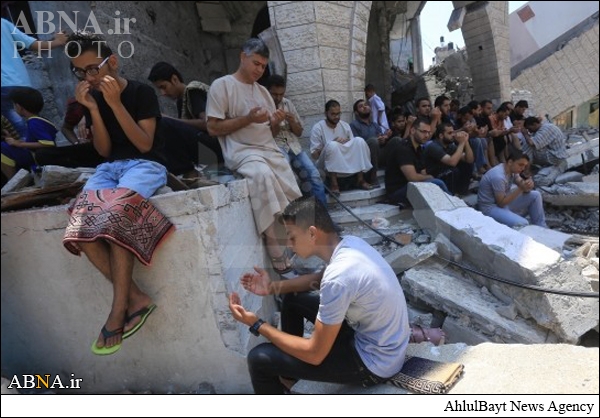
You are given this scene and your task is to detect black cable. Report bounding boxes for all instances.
[324,184,599,299]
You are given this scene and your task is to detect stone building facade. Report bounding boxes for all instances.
[11,1,514,143]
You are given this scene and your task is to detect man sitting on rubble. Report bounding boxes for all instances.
[350,98,392,186]
[310,99,373,196]
[62,32,173,355]
[477,149,547,228]
[522,116,568,170]
[228,196,410,394]
[148,61,224,177]
[423,122,474,196]
[384,117,449,207]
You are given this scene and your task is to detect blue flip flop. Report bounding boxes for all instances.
[123,304,157,339]
[91,325,123,356]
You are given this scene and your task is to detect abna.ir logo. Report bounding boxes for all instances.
[7,374,83,390]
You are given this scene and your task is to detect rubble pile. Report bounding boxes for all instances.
[545,206,599,236]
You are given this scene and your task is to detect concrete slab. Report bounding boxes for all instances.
[435,207,598,343]
[541,182,599,206]
[329,203,400,226]
[434,233,463,262]
[407,181,598,343]
[37,165,96,188]
[520,225,572,252]
[385,242,437,274]
[442,317,492,345]
[1,169,32,195]
[292,343,599,394]
[341,224,404,245]
[407,182,467,236]
[402,261,549,344]
[0,179,275,394]
[327,185,386,207]
[582,173,599,183]
[565,137,599,170]
[555,171,584,184]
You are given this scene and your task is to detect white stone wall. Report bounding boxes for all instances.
[0,181,276,394]
[512,22,599,119]
[268,1,372,138]
[461,1,511,103]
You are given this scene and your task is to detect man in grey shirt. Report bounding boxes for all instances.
[478,149,546,228]
[228,196,410,394]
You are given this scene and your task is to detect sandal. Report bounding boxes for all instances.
[91,325,124,355]
[270,249,293,275]
[409,324,446,346]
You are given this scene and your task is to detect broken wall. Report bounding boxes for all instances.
[1,181,277,394]
[512,21,599,121]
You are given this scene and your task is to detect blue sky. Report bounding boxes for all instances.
[420,1,528,68]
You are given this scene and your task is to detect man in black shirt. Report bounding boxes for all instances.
[148,62,223,175]
[423,122,474,195]
[62,32,173,356]
[384,118,449,206]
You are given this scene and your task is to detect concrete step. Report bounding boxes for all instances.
[326,170,386,208]
[330,203,401,226]
[327,184,386,207]
[341,224,404,245]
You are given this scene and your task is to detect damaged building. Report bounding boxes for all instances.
[1,1,598,394]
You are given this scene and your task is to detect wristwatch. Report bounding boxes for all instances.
[249,319,266,336]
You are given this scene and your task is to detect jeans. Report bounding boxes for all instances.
[247,291,384,394]
[1,87,28,140]
[84,159,167,198]
[482,190,547,228]
[387,178,449,206]
[469,137,488,171]
[283,149,327,206]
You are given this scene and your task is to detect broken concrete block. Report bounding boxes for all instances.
[154,186,174,195]
[555,171,584,184]
[0,169,32,195]
[402,261,550,344]
[582,264,599,281]
[575,242,598,259]
[442,316,492,345]
[407,182,467,236]
[406,306,434,328]
[519,225,572,252]
[495,303,518,321]
[39,165,96,188]
[541,182,599,206]
[565,137,599,171]
[582,173,599,183]
[434,233,463,262]
[385,242,437,274]
[408,181,598,343]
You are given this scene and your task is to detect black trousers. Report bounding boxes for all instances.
[156,117,224,175]
[247,291,384,394]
